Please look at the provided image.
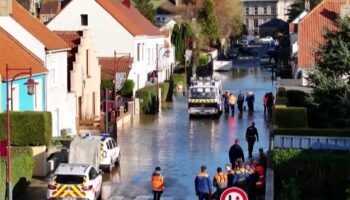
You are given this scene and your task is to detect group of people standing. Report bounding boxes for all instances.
[222,90,255,115]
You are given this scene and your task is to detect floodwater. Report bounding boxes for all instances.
[103,46,276,200]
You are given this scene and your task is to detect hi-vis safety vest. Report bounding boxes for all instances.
[152,174,164,191]
[215,172,228,189]
[229,95,237,105]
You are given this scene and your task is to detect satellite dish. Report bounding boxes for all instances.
[115,72,127,92]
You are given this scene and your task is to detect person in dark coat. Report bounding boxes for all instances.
[229,139,245,166]
[237,91,245,113]
[225,164,235,188]
[266,92,275,116]
[258,148,267,170]
[246,90,255,113]
[246,122,259,158]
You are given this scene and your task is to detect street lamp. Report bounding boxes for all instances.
[5,64,37,200]
[155,44,170,113]
[184,37,195,93]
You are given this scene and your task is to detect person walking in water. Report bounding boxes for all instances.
[228,93,237,115]
[263,93,268,114]
[195,165,212,200]
[246,90,255,113]
[246,122,259,158]
[151,166,164,200]
[213,167,228,199]
[222,91,230,113]
[237,91,245,113]
[229,139,245,166]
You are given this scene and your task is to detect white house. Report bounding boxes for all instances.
[0,1,77,137]
[47,0,173,91]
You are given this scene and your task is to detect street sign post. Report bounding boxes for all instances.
[220,187,248,200]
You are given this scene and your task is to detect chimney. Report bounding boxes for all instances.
[123,0,131,8]
[304,0,310,11]
[0,0,12,16]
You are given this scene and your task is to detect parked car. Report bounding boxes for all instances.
[259,36,273,44]
[47,163,102,200]
[260,55,270,65]
[227,48,238,59]
[239,47,258,56]
[99,134,121,172]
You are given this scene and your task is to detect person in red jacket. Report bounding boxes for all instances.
[255,164,265,200]
[152,166,164,200]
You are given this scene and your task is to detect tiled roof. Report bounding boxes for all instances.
[95,0,163,36]
[298,0,347,69]
[12,1,70,50]
[0,28,46,80]
[55,31,82,69]
[40,0,60,15]
[99,57,133,80]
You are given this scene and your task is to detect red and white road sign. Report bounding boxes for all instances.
[220,187,248,200]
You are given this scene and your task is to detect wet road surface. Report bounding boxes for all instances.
[104,46,276,200]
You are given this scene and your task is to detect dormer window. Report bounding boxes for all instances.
[81,14,88,26]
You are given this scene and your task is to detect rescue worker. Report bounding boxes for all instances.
[151,166,164,200]
[213,167,228,200]
[246,90,255,113]
[255,164,265,200]
[195,165,212,200]
[228,93,237,115]
[266,92,275,117]
[222,91,230,113]
[246,122,259,158]
[258,148,267,171]
[225,164,235,188]
[237,91,245,113]
[229,139,245,166]
[233,158,249,190]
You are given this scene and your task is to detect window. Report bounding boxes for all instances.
[245,19,249,25]
[108,140,113,149]
[245,7,249,15]
[157,17,160,22]
[111,140,117,148]
[137,43,140,61]
[56,175,84,184]
[81,14,88,26]
[89,168,98,180]
[86,49,89,76]
[254,19,258,27]
[271,6,276,14]
[254,7,258,15]
[264,7,267,14]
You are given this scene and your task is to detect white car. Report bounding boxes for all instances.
[99,134,120,172]
[259,36,273,44]
[47,163,102,200]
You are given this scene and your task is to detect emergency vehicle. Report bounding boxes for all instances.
[99,134,120,172]
[188,76,223,116]
[47,163,102,200]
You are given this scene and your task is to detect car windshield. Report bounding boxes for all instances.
[190,87,216,99]
[55,175,84,184]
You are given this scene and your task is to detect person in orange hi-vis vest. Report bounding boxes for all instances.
[213,167,228,200]
[152,166,164,200]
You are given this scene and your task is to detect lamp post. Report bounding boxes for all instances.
[5,64,37,200]
[155,44,170,113]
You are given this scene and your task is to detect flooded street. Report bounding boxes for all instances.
[104,46,276,200]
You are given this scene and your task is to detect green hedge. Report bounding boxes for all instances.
[100,79,114,90]
[277,87,286,97]
[118,79,134,98]
[159,82,169,101]
[1,147,33,199]
[0,112,52,146]
[199,54,209,65]
[286,90,311,107]
[272,149,350,199]
[273,128,350,137]
[136,85,156,114]
[171,73,185,86]
[273,107,308,128]
[275,97,288,106]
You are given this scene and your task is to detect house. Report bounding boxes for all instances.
[0,1,77,137]
[55,30,101,129]
[0,27,47,111]
[155,0,181,28]
[39,0,71,24]
[259,18,288,37]
[241,0,278,35]
[276,0,301,21]
[47,0,173,92]
[296,0,347,83]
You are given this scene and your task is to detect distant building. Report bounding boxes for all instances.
[39,0,71,24]
[242,0,278,35]
[259,18,287,37]
[155,0,181,27]
[276,0,301,21]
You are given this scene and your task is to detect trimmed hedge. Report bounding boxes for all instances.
[159,82,170,101]
[1,147,33,199]
[275,97,288,106]
[118,79,134,98]
[273,107,308,128]
[136,85,156,114]
[171,73,185,86]
[286,90,311,107]
[0,112,52,146]
[272,149,350,199]
[273,128,350,137]
[277,87,286,97]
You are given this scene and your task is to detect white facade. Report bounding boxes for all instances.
[47,0,170,91]
[277,0,300,21]
[45,51,76,137]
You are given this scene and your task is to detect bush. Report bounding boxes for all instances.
[277,87,286,97]
[278,178,301,200]
[275,97,288,106]
[135,85,156,114]
[1,147,33,199]
[286,90,311,107]
[199,54,209,65]
[273,128,350,137]
[273,107,308,128]
[159,82,170,101]
[118,79,134,98]
[272,149,350,199]
[100,79,113,90]
[171,73,185,86]
[0,112,52,146]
